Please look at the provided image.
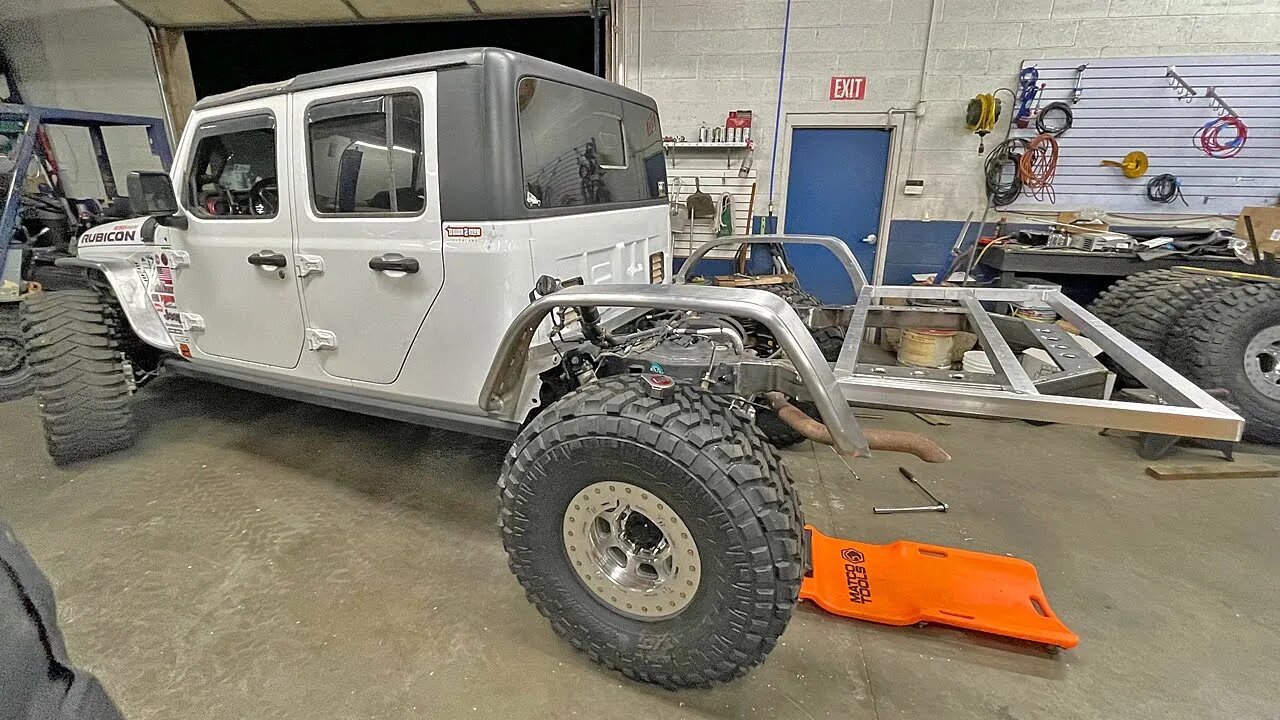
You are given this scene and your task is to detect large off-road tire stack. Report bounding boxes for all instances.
[1088,269,1280,443]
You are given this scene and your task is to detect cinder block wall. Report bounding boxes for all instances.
[615,0,1280,279]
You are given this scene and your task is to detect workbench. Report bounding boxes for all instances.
[977,245,1277,304]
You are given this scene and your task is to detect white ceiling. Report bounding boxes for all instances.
[116,0,594,27]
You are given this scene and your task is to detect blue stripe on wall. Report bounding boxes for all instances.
[881,219,983,285]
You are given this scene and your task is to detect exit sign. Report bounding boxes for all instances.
[829,76,867,101]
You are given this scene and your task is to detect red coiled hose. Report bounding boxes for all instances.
[1195,115,1248,159]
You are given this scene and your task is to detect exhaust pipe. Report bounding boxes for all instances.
[761,392,951,463]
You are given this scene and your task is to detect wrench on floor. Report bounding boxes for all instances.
[874,466,948,514]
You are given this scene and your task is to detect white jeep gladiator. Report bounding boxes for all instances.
[21,48,1241,688]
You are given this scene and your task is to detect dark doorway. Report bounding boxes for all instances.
[186,16,598,99]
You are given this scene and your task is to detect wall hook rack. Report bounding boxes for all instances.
[1205,87,1239,118]
[1165,66,1197,103]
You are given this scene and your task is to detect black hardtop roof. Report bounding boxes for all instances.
[192,47,657,112]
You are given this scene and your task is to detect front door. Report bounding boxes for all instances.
[783,127,891,303]
[288,75,444,384]
[170,98,306,368]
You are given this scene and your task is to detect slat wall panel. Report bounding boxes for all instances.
[1007,55,1280,215]
[666,160,758,259]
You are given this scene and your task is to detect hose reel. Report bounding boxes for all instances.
[965,93,1002,153]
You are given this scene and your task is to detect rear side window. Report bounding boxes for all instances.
[307,92,425,215]
[517,78,666,210]
[185,114,278,219]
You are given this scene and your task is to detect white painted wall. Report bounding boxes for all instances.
[615,0,1280,221]
[0,0,167,198]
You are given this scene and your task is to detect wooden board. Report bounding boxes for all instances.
[1145,463,1278,480]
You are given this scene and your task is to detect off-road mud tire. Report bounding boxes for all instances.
[0,304,31,402]
[1114,273,1238,361]
[1088,269,1190,327]
[754,399,819,448]
[20,289,135,463]
[1165,283,1280,443]
[764,284,845,361]
[500,376,804,689]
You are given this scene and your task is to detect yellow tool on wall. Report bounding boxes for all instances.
[1100,150,1150,178]
[965,93,1002,153]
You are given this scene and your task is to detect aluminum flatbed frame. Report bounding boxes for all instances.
[681,235,1244,443]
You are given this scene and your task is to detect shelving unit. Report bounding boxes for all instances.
[663,140,752,167]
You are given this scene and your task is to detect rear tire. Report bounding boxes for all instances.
[500,376,804,688]
[755,399,818,448]
[21,289,136,464]
[1166,283,1280,443]
[0,303,31,402]
[764,284,844,361]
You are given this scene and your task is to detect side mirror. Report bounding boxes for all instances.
[127,170,187,231]
[127,170,178,215]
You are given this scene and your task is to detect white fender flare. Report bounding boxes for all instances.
[55,257,177,351]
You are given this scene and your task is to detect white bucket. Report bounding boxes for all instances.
[962,350,994,374]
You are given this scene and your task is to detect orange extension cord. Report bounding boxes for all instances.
[1018,133,1059,203]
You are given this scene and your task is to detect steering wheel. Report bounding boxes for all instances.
[249,177,278,216]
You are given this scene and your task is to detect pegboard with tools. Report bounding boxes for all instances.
[997,55,1280,215]
[666,159,758,259]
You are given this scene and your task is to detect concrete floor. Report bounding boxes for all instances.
[2,377,1278,720]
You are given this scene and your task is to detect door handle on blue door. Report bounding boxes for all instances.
[247,251,288,267]
[368,255,419,274]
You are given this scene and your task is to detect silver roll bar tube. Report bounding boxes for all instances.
[479,283,870,456]
[674,234,868,298]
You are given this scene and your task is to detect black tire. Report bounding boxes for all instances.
[764,284,844,361]
[0,303,31,402]
[1115,273,1238,361]
[1088,269,1190,327]
[755,399,818,448]
[21,289,136,463]
[1167,283,1280,443]
[500,376,803,689]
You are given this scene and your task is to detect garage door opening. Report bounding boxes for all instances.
[185,15,599,99]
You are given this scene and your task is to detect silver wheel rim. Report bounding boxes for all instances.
[562,481,701,621]
[1245,325,1280,401]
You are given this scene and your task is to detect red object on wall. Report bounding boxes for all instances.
[829,76,868,101]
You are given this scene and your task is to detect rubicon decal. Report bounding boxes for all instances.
[80,228,137,244]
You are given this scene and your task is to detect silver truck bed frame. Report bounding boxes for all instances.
[679,235,1244,443]
[482,235,1242,457]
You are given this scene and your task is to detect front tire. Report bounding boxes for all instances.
[0,303,31,402]
[500,376,804,688]
[20,289,136,464]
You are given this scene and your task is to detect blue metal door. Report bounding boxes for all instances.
[782,127,891,303]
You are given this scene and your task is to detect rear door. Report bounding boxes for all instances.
[169,99,306,368]
[288,74,444,384]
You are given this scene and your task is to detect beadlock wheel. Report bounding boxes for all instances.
[1244,325,1280,402]
[562,480,701,620]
